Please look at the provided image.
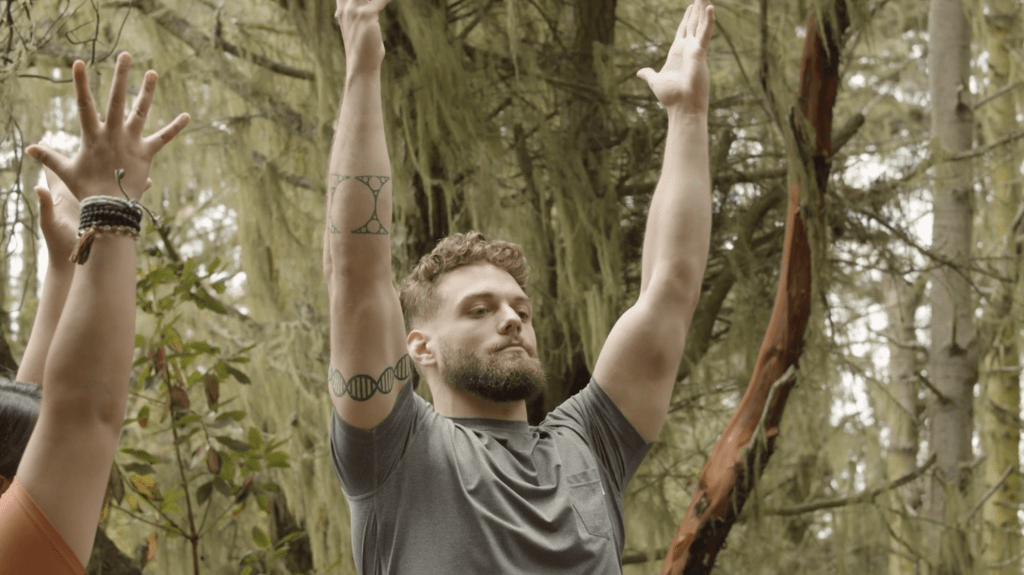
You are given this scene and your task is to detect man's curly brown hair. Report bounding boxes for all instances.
[399,232,529,329]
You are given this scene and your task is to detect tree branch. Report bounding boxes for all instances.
[767,453,937,516]
[131,0,318,142]
[949,131,1024,162]
[961,463,1015,523]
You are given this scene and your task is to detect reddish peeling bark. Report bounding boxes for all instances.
[660,4,849,574]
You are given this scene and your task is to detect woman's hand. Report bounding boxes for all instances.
[25,53,189,200]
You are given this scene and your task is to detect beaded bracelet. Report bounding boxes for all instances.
[69,170,162,265]
[70,196,144,265]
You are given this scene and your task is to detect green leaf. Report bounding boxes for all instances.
[173,413,202,427]
[122,463,156,476]
[159,487,184,514]
[213,477,233,497]
[262,482,280,492]
[187,341,219,354]
[252,527,270,550]
[256,493,270,514]
[226,365,251,384]
[215,410,247,423]
[265,452,290,468]
[108,464,125,505]
[193,290,228,314]
[121,448,161,464]
[196,481,214,506]
[271,548,288,561]
[180,258,198,283]
[276,531,306,547]
[216,435,252,453]
[248,428,263,451]
[163,327,184,353]
[134,335,147,348]
[218,458,236,482]
[241,567,253,575]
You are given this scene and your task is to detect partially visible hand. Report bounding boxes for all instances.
[35,166,80,268]
[336,0,391,75]
[637,0,715,115]
[25,53,189,201]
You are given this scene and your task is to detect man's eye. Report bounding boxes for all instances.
[517,310,530,320]
[470,308,487,316]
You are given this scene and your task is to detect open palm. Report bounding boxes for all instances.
[637,0,715,114]
[26,53,188,201]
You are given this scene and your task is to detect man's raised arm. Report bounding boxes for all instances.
[325,0,409,430]
[593,0,715,441]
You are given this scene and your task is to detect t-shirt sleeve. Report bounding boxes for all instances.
[545,379,653,495]
[0,478,86,575]
[329,383,426,497]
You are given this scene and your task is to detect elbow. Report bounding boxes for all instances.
[42,377,128,431]
[642,261,705,317]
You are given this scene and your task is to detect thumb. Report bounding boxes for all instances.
[636,68,656,84]
[35,187,53,220]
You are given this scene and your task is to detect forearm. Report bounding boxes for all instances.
[325,70,393,284]
[640,108,712,305]
[16,263,74,385]
[42,234,136,424]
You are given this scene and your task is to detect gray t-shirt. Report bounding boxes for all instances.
[329,379,652,574]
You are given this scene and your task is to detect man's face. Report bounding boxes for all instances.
[429,262,544,402]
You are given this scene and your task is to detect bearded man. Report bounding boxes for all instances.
[324,0,715,572]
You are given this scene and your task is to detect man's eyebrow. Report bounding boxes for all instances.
[457,291,532,307]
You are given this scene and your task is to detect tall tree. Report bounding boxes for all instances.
[925,0,977,573]
[976,0,1023,572]
[882,274,924,575]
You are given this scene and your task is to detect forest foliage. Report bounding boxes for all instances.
[1,0,1021,573]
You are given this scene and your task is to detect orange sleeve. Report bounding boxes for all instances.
[0,477,86,575]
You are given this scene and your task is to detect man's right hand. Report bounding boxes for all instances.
[336,0,392,76]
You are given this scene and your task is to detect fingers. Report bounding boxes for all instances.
[699,5,715,47]
[25,143,72,184]
[105,53,132,129]
[126,70,158,136]
[684,2,698,38]
[72,61,100,137]
[143,113,190,156]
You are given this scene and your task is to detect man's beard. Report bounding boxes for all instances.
[439,343,545,403]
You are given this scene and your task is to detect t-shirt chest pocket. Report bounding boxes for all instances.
[565,467,612,539]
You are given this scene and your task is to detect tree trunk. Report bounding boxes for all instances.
[977,0,1022,570]
[659,3,849,573]
[925,0,977,573]
[882,274,924,575]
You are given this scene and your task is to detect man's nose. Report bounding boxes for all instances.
[498,305,522,335]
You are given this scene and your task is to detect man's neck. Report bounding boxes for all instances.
[429,385,528,422]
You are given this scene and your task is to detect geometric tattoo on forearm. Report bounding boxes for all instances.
[328,174,391,236]
[329,354,413,401]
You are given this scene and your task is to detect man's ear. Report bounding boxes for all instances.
[407,329,436,368]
